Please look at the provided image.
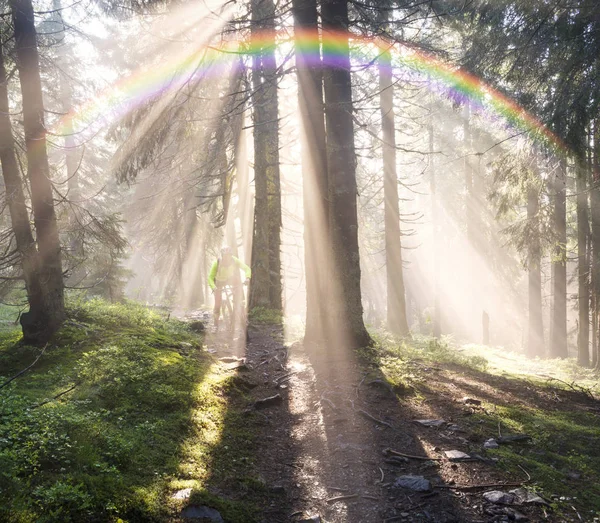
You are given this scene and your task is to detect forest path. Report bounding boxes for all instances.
[203,324,557,523]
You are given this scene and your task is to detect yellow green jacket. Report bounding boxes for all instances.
[208,257,251,290]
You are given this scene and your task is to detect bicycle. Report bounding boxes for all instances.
[217,281,248,338]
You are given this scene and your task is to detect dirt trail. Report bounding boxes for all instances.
[206,324,551,523]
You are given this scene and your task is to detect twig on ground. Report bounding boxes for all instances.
[377,467,384,483]
[361,494,378,500]
[31,383,78,409]
[543,376,596,400]
[435,481,525,491]
[518,464,531,481]
[0,343,48,390]
[384,448,441,461]
[356,374,366,397]
[326,493,358,503]
[326,486,349,492]
[275,371,296,384]
[321,396,338,410]
[358,409,392,428]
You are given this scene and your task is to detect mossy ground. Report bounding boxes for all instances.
[366,333,600,521]
[0,299,261,523]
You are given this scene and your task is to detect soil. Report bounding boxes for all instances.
[202,323,591,523]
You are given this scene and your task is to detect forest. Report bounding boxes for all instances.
[1,0,600,521]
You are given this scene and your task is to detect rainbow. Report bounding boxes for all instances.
[54,28,565,156]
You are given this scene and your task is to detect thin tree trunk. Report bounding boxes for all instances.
[429,88,441,338]
[292,0,330,342]
[321,0,371,348]
[576,161,590,366]
[11,0,66,341]
[550,157,568,358]
[378,33,409,336]
[592,120,600,368]
[53,0,82,258]
[527,183,544,357]
[249,0,282,312]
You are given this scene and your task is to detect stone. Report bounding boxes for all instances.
[510,488,549,505]
[172,488,192,500]
[181,505,224,522]
[463,397,482,406]
[497,434,532,444]
[484,438,499,449]
[444,450,471,461]
[482,490,516,504]
[254,394,283,409]
[415,419,446,428]
[393,475,432,492]
[189,321,205,333]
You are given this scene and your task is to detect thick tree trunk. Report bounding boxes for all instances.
[292,0,330,342]
[527,184,544,357]
[378,34,409,337]
[321,0,371,348]
[550,158,568,358]
[11,0,66,341]
[576,162,590,366]
[249,0,282,312]
[0,42,44,319]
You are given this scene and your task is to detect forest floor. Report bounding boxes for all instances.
[1,301,600,522]
[197,323,600,523]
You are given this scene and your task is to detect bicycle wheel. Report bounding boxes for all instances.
[221,292,234,333]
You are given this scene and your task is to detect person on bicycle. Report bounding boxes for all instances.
[208,246,251,330]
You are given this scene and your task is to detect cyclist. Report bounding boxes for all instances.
[208,246,251,330]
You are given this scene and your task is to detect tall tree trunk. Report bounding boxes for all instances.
[592,120,600,368]
[292,0,330,342]
[429,88,441,338]
[321,0,371,348]
[52,0,82,259]
[576,161,590,366]
[378,33,409,336]
[0,41,44,321]
[527,182,544,357]
[550,157,568,358]
[11,0,66,341]
[249,0,282,312]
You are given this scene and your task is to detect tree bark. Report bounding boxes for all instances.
[11,0,66,341]
[591,120,600,368]
[429,87,441,338]
[52,0,83,259]
[292,0,330,342]
[576,161,590,366]
[378,33,409,337]
[321,0,371,348]
[249,0,282,312]
[550,157,568,358]
[527,182,544,357]
[0,41,44,320]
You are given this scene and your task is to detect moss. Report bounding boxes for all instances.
[0,298,262,522]
[248,307,283,325]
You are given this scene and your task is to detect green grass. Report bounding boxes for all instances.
[0,299,261,523]
[363,332,488,391]
[368,333,600,520]
[248,306,283,325]
[471,405,600,520]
